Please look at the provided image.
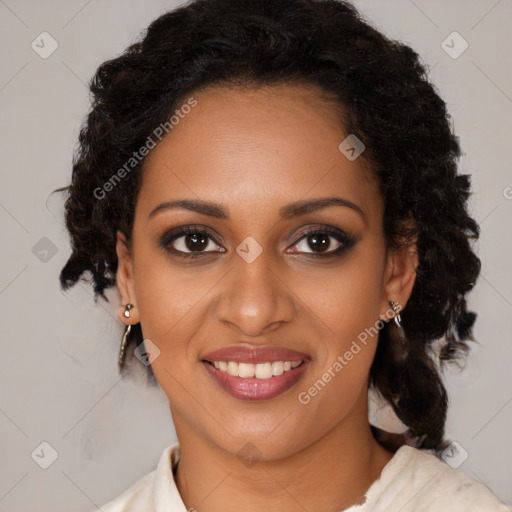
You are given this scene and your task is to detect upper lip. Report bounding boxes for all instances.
[201,345,310,364]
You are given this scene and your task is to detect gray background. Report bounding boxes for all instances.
[0,0,511,510]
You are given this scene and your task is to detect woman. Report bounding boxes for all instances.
[57,0,509,510]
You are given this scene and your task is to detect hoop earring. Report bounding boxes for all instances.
[119,303,134,370]
[388,300,407,361]
[119,324,131,370]
[389,300,402,328]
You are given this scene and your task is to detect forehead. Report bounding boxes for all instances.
[137,83,381,223]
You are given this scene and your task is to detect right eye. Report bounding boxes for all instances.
[160,226,226,258]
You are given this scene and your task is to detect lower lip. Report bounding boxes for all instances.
[202,361,310,401]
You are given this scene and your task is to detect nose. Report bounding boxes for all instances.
[214,251,296,337]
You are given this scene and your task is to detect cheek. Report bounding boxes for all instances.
[290,240,386,346]
[290,243,385,407]
[294,281,382,440]
[130,242,209,357]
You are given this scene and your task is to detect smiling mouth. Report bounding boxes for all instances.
[201,358,310,401]
[204,360,304,378]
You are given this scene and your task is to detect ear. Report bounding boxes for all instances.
[380,223,419,320]
[116,230,140,325]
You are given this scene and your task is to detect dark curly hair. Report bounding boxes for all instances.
[55,0,481,452]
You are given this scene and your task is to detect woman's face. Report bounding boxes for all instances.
[116,83,417,460]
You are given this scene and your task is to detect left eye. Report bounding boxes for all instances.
[289,229,348,256]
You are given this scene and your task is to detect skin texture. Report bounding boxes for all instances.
[116,83,418,512]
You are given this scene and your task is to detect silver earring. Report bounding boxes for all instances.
[389,300,402,328]
[119,324,131,370]
[388,300,407,362]
[119,303,134,370]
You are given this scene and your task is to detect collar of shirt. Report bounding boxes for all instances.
[99,442,510,512]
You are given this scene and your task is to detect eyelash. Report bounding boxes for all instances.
[159,225,356,260]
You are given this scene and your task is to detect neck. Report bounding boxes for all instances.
[172,405,393,512]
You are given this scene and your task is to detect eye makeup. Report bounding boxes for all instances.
[158,223,358,260]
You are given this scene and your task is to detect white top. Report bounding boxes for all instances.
[96,443,510,512]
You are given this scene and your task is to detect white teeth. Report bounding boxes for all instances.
[255,362,272,379]
[272,361,284,376]
[211,360,303,378]
[227,361,238,376]
[238,363,255,378]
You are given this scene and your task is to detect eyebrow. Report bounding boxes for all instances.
[148,196,367,224]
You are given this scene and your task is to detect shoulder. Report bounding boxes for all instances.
[94,443,179,512]
[363,445,510,511]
